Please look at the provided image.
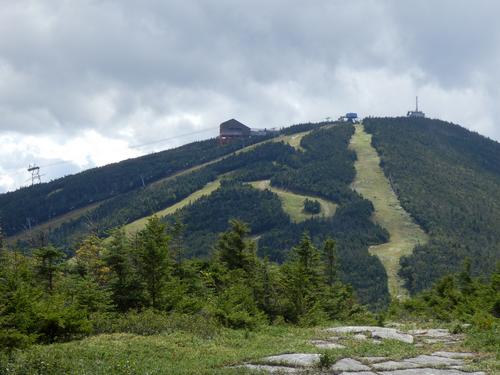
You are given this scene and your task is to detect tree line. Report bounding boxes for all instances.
[0,218,370,351]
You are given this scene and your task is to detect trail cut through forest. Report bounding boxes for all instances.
[349,124,428,299]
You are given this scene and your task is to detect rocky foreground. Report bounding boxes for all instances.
[234,326,488,374]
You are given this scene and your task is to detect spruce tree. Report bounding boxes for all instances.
[136,216,171,309]
[322,238,338,286]
[33,245,64,293]
[105,229,145,311]
[281,233,325,324]
[215,220,256,273]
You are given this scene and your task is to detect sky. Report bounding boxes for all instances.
[1,0,500,193]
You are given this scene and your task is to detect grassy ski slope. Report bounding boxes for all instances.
[349,124,428,299]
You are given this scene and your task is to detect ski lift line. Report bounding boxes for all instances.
[129,127,218,148]
[2,126,220,177]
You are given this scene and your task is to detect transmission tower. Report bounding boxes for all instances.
[27,164,42,185]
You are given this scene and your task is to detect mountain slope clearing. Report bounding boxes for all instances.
[349,124,428,299]
[249,180,337,223]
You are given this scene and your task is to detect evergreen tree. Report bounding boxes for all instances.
[33,246,64,293]
[281,233,326,324]
[215,220,256,273]
[105,229,145,311]
[136,216,171,308]
[322,238,338,286]
[75,235,109,285]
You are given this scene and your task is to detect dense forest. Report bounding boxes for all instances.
[0,137,266,237]
[364,117,500,293]
[0,219,370,350]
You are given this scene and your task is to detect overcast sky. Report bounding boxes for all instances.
[1,0,499,192]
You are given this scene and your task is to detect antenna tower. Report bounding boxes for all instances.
[416,96,419,112]
[27,164,42,185]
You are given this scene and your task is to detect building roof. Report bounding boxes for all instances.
[220,119,250,131]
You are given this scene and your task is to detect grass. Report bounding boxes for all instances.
[4,322,495,374]
[249,180,337,223]
[272,131,310,151]
[349,124,428,300]
[1,326,317,375]
[123,179,222,235]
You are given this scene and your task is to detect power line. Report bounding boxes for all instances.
[2,126,220,181]
[129,127,218,148]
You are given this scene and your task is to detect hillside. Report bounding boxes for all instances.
[364,117,500,293]
[3,116,500,304]
[1,116,499,375]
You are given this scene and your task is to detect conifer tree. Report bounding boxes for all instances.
[33,245,64,293]
[322,237,338,286]
[215,220,256,273]
[136,216,171,308]
[105,228,145,311]
[281,233,325,324]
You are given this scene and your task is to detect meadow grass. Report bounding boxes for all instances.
[349,124,428,299]
[1,325,317,375]
[4,323,494,374]
[249,180,337,223]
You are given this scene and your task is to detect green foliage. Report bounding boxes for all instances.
[33,246,64,293]
[303,198,321,214]
[364,117,500,293]
[104,229,145,311]
[136,216,171,309]
[389,261,500,324]
[0,137,266,237]
[215,220,256,272]
[322,238,338,286]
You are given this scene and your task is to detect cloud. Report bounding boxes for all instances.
[1,0,499,192]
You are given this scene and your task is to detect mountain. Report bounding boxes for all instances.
[2,117,500,307]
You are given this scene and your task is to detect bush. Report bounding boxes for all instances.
[303,199,321,214]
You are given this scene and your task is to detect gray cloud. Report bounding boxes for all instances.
[1,0,500,192]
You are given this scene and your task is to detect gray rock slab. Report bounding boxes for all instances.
[404,355,463,367]
[431,352,474,359]
[310,340,345,349]
[408,329,450,337]
[372,329,414,344]
[325,326,414,344]
[339,372,377,375]
[262,353,320,367]
[372,361,420,371]
[359,356,388,363]
[326,326,380,334]
[377,369,485,375]
[237,364,299,373]
[330,358,371,372]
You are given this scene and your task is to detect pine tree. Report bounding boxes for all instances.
[215,220,256,273]
[136,216,171,308]
[281,233,326,324]
[33,246,65,293]
[322,238,338,286]
[105,229,145,311]
[75,235,109,285]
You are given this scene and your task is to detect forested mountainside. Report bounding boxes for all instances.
[168,125,390,307]
[0,137,264,237]
[3,123,390,308]
[364,117,500,294]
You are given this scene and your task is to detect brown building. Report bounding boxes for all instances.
[219,119,251,144]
